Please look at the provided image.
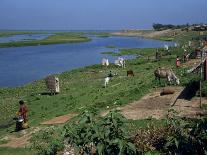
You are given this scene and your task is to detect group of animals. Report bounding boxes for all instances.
[102,57,126,68]
[103,57,180,87]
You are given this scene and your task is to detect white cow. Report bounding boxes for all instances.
[102,58,109,66]
[114,57,125,68]
[164,44,169,51]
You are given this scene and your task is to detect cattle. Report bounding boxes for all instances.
[102,58,109,67]
[114,57,125,68]
[127,70,134,76]
[154,68,180,85]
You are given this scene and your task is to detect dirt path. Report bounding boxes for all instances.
[101,87,207,120]
[41,113,77,125]
[0,127,41,148]
[0,113,76,148]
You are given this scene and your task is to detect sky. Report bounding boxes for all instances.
[0,0,206,30]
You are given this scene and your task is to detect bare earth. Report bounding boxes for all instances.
[1,88,206,148]
[0,127,41,148]
[101,87,207,120]
[0,113,77,148]
[111,29,181,38]
[41,113,77,125]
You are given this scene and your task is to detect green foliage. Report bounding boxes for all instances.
[64,110,138,155]
[152,23,189,31]
[30,127,64,155]
[0,147,32,155]
[134,109,207,155]
[202,81,207,97]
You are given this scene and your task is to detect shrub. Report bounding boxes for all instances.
[64,110,138,155]
[30,127,64,155]
[134,109,207,155]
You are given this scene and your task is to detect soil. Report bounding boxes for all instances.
[41,113,77,125]
[101,87,207,120]
[111,29,181,38]
[0,127,40,148]
[0,113,76,148]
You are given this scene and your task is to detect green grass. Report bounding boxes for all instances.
[0,32,91,48]
[106,45,116,48]
[88,32,111,37]
[0,147,32,155]
[101,51,121,56]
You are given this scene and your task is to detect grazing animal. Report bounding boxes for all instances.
[102,58,109,67]
[104,77,110,87]
[127,70,134,76]
[164,44,169,51]
[114,57,125,68]
[154,68,180,85]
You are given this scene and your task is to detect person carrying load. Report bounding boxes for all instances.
[14,100,29,131]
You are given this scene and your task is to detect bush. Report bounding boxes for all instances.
[64,110,138,155]
[134,109,207,155]
[30,127,64,155]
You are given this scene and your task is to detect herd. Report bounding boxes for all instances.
[102,55,180,88]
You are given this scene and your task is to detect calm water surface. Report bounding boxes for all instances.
[0,36,174,87]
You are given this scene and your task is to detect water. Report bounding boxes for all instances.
[0,34,52,43]
[0,36,174,87]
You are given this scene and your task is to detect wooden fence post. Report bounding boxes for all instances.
[204,58,207,81]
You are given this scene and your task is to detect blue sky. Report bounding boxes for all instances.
[0,0,206,30]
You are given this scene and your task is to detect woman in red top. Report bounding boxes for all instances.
[176,56,181,67]
[19,100,28,123]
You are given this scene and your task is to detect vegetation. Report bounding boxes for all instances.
[30,126,64,155]
[0,32,91,48]
[64,110,137,155]
[106,45,116,48]
[152,23,190,31]
[0,147,32,155]
[89,32,111,37]
[29,109,207,155]
[134,109,207,154]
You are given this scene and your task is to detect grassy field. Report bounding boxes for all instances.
[0,147,32,155]
[0,29,205,154]
[0,32,90,48]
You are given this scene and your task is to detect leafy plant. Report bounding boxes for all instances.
[30,126,64,155]
[64,110,138,155]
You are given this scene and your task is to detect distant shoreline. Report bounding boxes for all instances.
[110,29,181,41]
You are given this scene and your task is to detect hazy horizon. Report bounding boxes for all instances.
[0,0,207,30]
